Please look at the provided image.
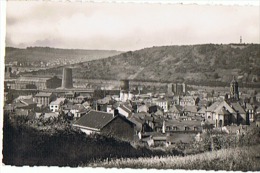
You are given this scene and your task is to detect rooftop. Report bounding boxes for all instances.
[50,98,66,105]
[73,110,114,130]
[35,92,53,97]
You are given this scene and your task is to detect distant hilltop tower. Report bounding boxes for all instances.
[230,76,239,100]
[61,68,73,89]
[240,36,242,44]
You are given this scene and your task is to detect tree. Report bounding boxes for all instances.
[213,72,219,79]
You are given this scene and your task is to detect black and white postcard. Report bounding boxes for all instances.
[1,0,260,172]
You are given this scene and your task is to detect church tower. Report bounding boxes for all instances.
[230,76,239,100]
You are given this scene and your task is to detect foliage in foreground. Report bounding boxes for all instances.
[89,144,260,171]
[2,114,167,166]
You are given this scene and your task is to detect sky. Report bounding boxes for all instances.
[5,1,260,51]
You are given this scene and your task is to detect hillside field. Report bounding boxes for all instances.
[89,144,260,171]
[25,44,260,85]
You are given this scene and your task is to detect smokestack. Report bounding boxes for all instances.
[120,80,130,91]
[61,68,73,89]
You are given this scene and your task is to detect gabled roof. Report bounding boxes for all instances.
[103,115,135,130]
[206,102,220,112]
[97,96,111,104]
[183,106,197,113]
[168,105,182,113]
[197,107,206,114]
[50,98,66,105]
[214,101,235,114]
[154,109,164,116]
[137,104,148,113]
[128,116,143,131]
[245,103,254,110]
[73,110,114,130]
[216,107,230,115]
[15,95,33,101]
[133,112,150,119]
[230,102,246,114]
[118,104,132,114]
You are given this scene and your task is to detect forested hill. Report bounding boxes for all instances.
[25,44,260,85]
[5,47,122,65]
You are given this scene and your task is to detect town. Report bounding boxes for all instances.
[4,64,260,148]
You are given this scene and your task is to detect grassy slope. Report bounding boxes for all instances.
[89,144,260,171]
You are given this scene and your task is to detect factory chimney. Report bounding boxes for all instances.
[61,68,73,89]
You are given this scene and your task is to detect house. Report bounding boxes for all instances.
[205,101,221,120]
[13,98,37,110]
[197,106,206,117]
[256,114,260,127]
[73,110,114,134]
[172,96,180,105]
[101,115,136,141]
[153,98,169,112]
[148,105,164,114]
[255,93,260,102]
[207,100,248,127]
[73,110,136,141]
[117,103,133,118]
[63,104,88,118]
[180,96,196,107]
[230,102,247,125]
[34,92,56,107]
[244,103,254,122]
[64,91,75,101]
[137,104,149,113]
[74,95,86,103]
[82,101,91,109]
[183,106,197,116]
[49,98,66,112]
[165,120,202,132]
[168,105,183,119]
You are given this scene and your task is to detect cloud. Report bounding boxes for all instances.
[5,2,260,51]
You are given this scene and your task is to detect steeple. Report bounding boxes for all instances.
[230,76,239,100]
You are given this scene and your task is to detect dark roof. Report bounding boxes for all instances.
[230,102,246,114]
[128,116,143,131]
[119,104,132,114]
[73,110,114,130]
[103,115,135,129]
[216,107,230,115]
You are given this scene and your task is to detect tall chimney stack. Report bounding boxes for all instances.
[61,68,73,89]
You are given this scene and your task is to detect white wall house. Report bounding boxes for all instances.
[153,98,169,112]
[49,98,66,112]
